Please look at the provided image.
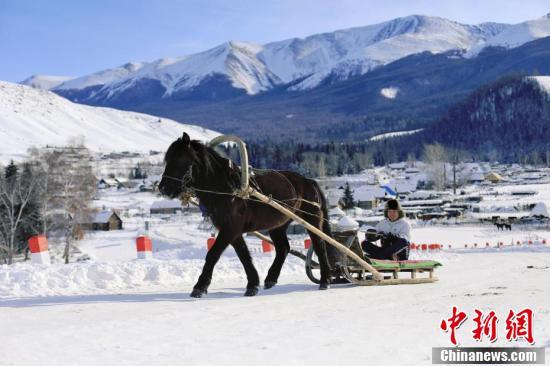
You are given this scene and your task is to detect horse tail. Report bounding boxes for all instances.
[311,180,332,239]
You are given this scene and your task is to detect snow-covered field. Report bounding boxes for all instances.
[1,184,549,365]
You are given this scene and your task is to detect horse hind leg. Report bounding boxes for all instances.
[265,223,291,289]
[307,229,332,290]
[232,236,260,296]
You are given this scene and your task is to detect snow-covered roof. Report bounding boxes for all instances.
[469,172,485,181]
[92,211,118,224]
[151,199,183,209]
[400,199,443,207]
[485,172,503,181]
[329,207,345,217]
[407,191,437,200]
[352,207,364,215]
[388,179,417,193]
[388,162,407,170]
[100,178,118,185]
[354,185,394,201]
[530,202,549,217]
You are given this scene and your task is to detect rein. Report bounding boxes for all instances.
[161,166,325,221]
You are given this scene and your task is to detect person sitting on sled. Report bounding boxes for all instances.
[361,199,410,261]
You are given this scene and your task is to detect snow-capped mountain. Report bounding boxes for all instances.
[480,13,550,49]
[84,42,281,101]
[22,14,550,107]
[20,75,74,90]
[55,62,147,93]
[261,15,510,90]
[42,14,543,100]
[0,81,219,163]
[466,13,550,56]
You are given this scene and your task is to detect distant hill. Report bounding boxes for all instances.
[0,81,219,163]
[420,75,550,162]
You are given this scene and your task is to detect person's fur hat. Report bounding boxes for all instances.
[384,199,404,219]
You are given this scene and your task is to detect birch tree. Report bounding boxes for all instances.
[0,162,40,264]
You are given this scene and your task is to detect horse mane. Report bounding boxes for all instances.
[170,138,241,193]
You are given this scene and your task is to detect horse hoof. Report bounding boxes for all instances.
[190,289,207,298]
[319,283,330,290]
[264,281,277,289]
[244,287,259,297]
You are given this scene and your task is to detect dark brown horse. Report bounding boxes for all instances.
[158,133,332,297]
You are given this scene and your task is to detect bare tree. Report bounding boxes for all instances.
[28,145,96,263]
[423,143,448,190]
[406,153,417,168]
[447,148,472,194]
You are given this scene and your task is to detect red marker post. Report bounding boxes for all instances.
[28,235,50,265]
[262,240,273,253]
[207,234,216,251]
[136,235,153,259]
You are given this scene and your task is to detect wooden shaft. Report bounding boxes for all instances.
[249,189,383,280]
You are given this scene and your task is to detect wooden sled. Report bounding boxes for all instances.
[305,230,441,286]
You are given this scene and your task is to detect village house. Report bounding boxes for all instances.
[150,199,184,214]
[81,211,123,231]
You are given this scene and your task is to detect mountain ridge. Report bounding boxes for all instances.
[25,13,549,99]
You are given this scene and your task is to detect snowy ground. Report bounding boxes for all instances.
[1,188,549,365]
[1,247,549,365]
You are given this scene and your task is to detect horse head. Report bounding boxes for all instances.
[158,132,198,199]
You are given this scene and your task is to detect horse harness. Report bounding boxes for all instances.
[162,158,322,214]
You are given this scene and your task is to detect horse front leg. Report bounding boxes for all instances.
[231,236,260,296]
[191,229,236,298]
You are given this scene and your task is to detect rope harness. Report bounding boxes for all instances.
[160,163,327,223]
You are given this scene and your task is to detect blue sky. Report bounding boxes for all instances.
[1,0,549,82]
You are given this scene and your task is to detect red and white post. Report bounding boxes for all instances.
[136,235,153,259]
[261,240,275,257]
[28,235,50,265]
[207,234,216,251]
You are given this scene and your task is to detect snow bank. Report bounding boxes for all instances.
[0,260,197,298]
[0,254,307,298]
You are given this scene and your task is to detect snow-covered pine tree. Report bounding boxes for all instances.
[342,182,355,209]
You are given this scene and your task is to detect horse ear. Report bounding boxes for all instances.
[181,132,190,146]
